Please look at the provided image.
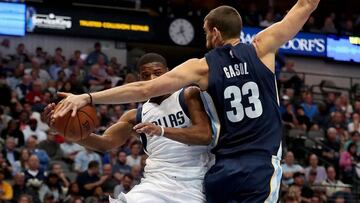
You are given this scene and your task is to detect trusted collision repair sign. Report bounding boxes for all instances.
[25,6,153,41]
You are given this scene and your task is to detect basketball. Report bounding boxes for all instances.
[53,103,99,141]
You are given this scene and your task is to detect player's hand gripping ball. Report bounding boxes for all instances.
[53,102,99,141]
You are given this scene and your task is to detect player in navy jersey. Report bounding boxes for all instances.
[54,0,321,202]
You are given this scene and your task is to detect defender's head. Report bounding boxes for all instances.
[137,53,168,81]
[204,6,242,49]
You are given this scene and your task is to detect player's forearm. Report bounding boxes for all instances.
[164,126,211,145]
[76,120,134,152]
[255,0,319,55]
[76,133,126,152]
[281,2,316,35]
[297,0,320,12]
[91,81,150,104]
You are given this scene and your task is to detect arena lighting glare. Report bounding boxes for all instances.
[349,36,360,45]
[327,35,360,63]
[0,2,26,36]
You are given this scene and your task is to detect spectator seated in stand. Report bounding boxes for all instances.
[282,151,304,186]
[305,154,327,184]
[321,166,351,198]
[76,161,107,199]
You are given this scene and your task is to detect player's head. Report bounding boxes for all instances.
[138,53,168,81]
[204,6,242,49]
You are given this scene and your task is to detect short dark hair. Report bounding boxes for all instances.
[204,6,242,40]
[137,53,167,70]
[347,142,357,152]
[88,160,99,169]
[293,172,305,178]
[50,163,60,170]
[123,173,134,180]
[351,131,360,137]
[18,194,33,203]
[94,42,101,47]
[130,141,141,148]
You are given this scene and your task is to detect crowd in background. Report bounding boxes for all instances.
[0,41,145,203]
[277,61,360,202]
[143,1,360,35]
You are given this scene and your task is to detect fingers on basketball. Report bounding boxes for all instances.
[53,104,99,142]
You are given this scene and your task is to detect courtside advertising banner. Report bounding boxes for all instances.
[241,27,327,57]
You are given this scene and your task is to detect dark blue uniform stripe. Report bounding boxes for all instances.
[178,88,190,118]
[136,106,148,153]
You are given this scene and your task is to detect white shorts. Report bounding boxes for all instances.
[109,173,205,203]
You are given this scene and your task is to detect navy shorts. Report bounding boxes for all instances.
[204,152,282,203]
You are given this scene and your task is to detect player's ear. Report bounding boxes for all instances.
[213,27,222,41]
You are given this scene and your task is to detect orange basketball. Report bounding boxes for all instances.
[53,104,99,142]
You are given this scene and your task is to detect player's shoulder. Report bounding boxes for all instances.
[185,57,208,74]
[183,86,201,102]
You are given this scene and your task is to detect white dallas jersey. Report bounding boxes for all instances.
[138,89,213,180]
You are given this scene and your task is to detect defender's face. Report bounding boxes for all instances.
[139,63,167,81]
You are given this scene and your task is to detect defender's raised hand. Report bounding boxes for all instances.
[53,92,90,118]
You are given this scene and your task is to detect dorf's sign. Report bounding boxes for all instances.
[241,27,326,57]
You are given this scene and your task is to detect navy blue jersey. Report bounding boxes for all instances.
[204,43,282,157]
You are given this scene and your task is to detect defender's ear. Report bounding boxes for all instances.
[212,27,223,40]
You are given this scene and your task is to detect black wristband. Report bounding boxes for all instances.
[87,93,93,105]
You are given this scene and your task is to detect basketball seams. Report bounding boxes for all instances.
[76,114,83,141]
[54,105,97,142]
[78,109,97,127]
[63,113,72,139]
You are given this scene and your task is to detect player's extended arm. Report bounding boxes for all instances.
[133,87,212,145]
[76,109,138,152]
[54,58,208,118]
[43,103,137,152]
[253,0,320,71]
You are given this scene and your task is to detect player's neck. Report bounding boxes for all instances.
[149,94,171,105]
[223,38,240,46]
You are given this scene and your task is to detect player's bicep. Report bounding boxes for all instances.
[184,87,212,135]
[103,109,138,143]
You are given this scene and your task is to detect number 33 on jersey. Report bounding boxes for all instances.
[204,43,282,156]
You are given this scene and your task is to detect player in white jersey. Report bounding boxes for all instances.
[43,53,216,203]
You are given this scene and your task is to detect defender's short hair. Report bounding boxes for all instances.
[88,160,99,169]
[204,6,242,40]
[137,53,167,70]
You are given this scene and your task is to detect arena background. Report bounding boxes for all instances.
[0,0,359,202]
